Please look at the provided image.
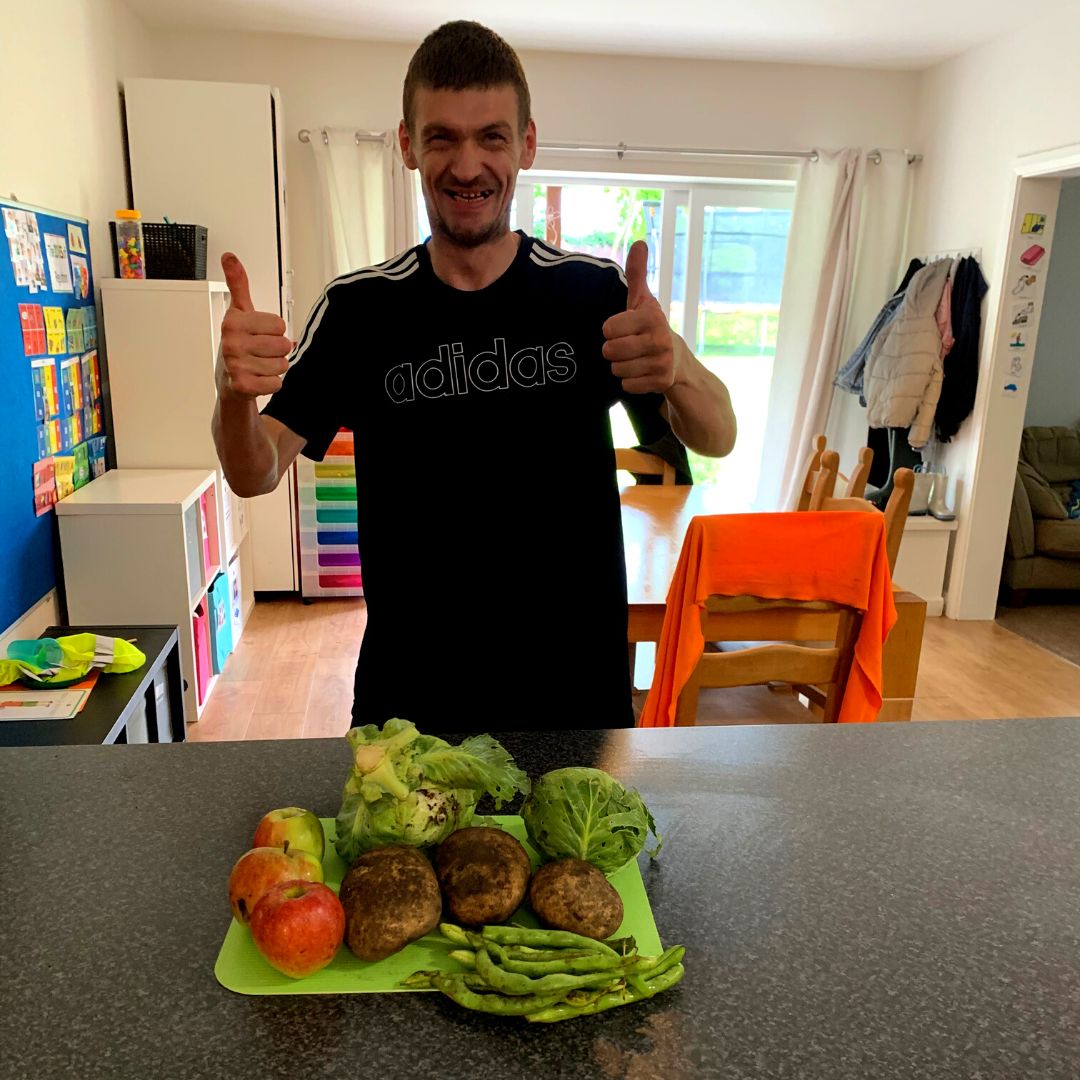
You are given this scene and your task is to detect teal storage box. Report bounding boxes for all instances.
[207,572,232,675]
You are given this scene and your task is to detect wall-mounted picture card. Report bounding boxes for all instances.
[1011,301,1035,327]
[43,306,66,354]
[84,349,101,400]
[43,233,73,293]
[72,443,90,489]
[59,356,83,415]
[87,436,107,479]
[69,254,89,300]
[1011,272,1038,297]
[1008,330,1028,349]
[4,207,47,292]
[37,419,62,459]
[1020,243,1046,267]
[83,306,97,349]
[90,402,104,436]
[30,358,60,421]
[18,303,46,355]
[33,457,57,517]
[54,455,75,500]
[1020,212,1047,235]
[66,223,87,255]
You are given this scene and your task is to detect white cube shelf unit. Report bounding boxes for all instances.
[56,469,242,724]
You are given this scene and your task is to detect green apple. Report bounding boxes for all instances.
[252,807,325,860]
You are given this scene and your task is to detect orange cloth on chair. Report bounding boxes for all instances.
[639,511,897,727]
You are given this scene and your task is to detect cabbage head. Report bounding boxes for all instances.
[334,719,530,864]
[521,767,661,874]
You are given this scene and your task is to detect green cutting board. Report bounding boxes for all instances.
[215,815,662,996]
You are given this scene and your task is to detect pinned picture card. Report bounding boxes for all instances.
[30,358,60,422]
[19,303,46,356]
[67,223,87,255]
[43,306,66,354]
[72,442,90,489]
[54,455,75,500]
[43,233,73,293]
[33,458,56,516]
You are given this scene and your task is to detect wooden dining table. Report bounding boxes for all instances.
[619,483,927,721]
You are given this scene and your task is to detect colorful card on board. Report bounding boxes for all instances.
[58,356,83,416]
[1020,212,1047,235]
[4,207,47,292]
[19,303,46,355]
[43,233,73,293]
[37,420,62,459]
[90,402,103,436]
[72,443,90,489]
[66,306,85,353]
[44,306,66,354]
[67,223,87,255]
[33,458,57,516]
[84,307,97,349]
[54,455,75,500]
[69,254,89,300]
[85,349,101,399]
[30,358,59,422]
[87,436,107,479]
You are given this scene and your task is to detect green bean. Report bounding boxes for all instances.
[486,940,632,976]
[501,947,596,962]
[474,946,630,997]
[430,973,570,1016]
[525,963,686,1023]
[481,925,619,957]
[629,945,685,977]
[439,923,471,946]
[447,949,477,968]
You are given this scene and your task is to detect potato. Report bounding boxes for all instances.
[434,827,532,926]
[528,857,624,941]
[339,845,442,961]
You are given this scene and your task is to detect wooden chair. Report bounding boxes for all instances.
[615,448,676,485]
[794,435,829,511]
[844,447,874,498]
[809,451,914,574]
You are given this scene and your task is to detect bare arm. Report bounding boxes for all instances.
[661,333,737,458]
[604,242,737,461]
[211,253,305,497]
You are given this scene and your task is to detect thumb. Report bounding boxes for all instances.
[222,252,254,313]
[624,240,651,310]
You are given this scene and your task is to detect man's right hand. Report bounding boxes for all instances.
[218,253,293,399]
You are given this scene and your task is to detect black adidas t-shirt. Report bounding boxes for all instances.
[264,231,666,732]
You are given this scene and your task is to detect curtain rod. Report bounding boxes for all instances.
[298,128,388,145]
[539,141,922,165]
[296,129,922,165]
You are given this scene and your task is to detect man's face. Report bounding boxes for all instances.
[400,85,537,250]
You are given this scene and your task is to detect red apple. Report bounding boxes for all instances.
[253,807,325,860]
[250,881,345,978]
[228,846,323,923]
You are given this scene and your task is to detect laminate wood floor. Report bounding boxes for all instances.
[187,597,1080,741]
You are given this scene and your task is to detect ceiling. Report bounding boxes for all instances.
[123,0,1057,70]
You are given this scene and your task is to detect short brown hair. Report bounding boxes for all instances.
[403,21,531,136]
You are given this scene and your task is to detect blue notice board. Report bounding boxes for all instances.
[0,197,105,633]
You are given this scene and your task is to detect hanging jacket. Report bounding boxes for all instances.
[835,258,925,402]
[934,255,988,443]
[863,258,952,448]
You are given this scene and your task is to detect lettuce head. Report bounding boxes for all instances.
[521,767,662,875]
[333,719,530,864]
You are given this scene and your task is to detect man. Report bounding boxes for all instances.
[213,20,736,732]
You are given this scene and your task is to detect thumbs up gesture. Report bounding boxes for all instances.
[602,240,678,394]
[217,252,293,399]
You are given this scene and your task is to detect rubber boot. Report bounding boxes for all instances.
[928,471,956,521]
[866,427,924,509]
[909,471,932,515]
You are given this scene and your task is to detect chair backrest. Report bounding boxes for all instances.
[675,596,863,725]
[844,447,874,498]
[795,434,829,511]
[615,448,676,485]
[809,452,915,574]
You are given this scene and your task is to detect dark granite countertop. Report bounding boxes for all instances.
[4,719,1080,1079]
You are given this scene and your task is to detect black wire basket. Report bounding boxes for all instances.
[110,222,208,279]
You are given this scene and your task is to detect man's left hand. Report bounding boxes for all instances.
[602,240,680,394]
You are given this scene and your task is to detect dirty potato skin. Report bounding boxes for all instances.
[528,857,624,941]
[434,827,532,926]
[339,845,442,961]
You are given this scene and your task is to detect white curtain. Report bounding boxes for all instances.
[757,149,912,510]
[309,129,419,281]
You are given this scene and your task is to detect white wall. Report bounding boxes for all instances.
[907,13,1080,618]
[1025,177,1080,430]
[1,0,152,285]
[143,29,920,321]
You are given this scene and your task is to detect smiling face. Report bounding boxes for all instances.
[400,85,536,250]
